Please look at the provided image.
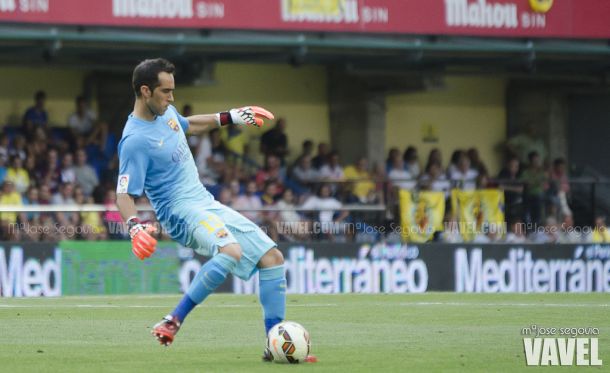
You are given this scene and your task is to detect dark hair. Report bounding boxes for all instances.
[34,90,46,101]
[132,58,175,97]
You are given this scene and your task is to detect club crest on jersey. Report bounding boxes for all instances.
[167,118,179,132]
[216,229,228,238]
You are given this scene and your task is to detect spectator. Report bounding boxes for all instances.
[194,131,213,183]
[228,178,242,199]
[386,147,401,173]
[21,186,41,241]
[548,157,571,218]
[318,151,344,182]
[447,149,465,176]
[311,142,330,170]
[301,184,349,240]
[0,181,22,240]
[467,147,488,176]
[529,216,560,243]
[559,214,582,243]
[86,120,117,174]
[28,128,48,160]
[291,155,319,191]
[260,181,281,241]
[0,156,6,185]
[387,157,414,190]
[37,182,60,241]
[441,214,463,243]
[60,153,76,184]
[78,194,107,241]
[22,90,48,139]
[9,135,27,161]
[425,148,443,171]
[276,188,309,241]
[68,95,97,137]
[197,128,226,184]
[24,155,37,183]
[403,146,420,177]
[74,148,99,196]
[217,187,233,206]
[520,151,548,226]
[448,152,478,190]
[504,220,527,244]
[589,215,610,243]
[103,190,124,239]
[344,157,375,203]
[419,161,451,197]
[39,149,61,192]
[232,180,263,225]
[291,139,314,173]
[506,122,547,165]
[497,157,523,222]
[255,154,286,192]
[260,118,288,163]
[0,134,9,163]
[51,182,78,229]
[6,156,30,194]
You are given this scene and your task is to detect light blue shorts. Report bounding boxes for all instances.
[181,201,276,280]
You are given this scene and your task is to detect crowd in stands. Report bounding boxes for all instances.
[0,91,608,244]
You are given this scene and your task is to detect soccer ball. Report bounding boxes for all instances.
[266,321,311,364]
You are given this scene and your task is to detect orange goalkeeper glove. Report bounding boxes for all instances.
[127,217,157,260]
[216,106,274,128]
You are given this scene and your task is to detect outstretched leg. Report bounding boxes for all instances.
[257,248,286,334]
[257,248,286,361]
[152,243,241,346]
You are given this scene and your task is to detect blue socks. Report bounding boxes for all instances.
[259,265,286,334]
[172,253,237,322]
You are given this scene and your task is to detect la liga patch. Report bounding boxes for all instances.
[117,174,129,193]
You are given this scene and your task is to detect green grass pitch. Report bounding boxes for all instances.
[1,293,608,372]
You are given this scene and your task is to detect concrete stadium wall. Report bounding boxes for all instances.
[386,76,507,175]
[0,65,507,174]
[0,67,88,127]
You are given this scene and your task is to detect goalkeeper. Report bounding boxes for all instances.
[116,58,285,359]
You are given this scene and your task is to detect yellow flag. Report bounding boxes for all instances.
[399,190,445,242]
[451,189,505,241]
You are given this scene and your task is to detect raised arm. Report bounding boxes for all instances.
[187,106,275,134]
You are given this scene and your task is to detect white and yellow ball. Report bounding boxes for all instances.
[266,321,311,364]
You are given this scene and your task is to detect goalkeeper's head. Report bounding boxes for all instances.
[132,58,176,117]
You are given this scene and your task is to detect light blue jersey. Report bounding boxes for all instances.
[117,105,213,244]
[117,105,275,280]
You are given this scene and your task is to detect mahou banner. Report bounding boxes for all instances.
[0,0,610,39]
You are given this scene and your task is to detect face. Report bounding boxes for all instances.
[283,190,294,202]
[246,181,257,195]
[320,185,331,198]
[76,150,86,165]
[265,183,277,197]
[508,159,519,173]
[142,72,175,116]
[28,188,39,201]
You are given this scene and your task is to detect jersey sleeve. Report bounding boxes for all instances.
[117,135,149,197]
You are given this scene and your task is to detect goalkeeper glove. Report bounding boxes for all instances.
[216,106,274,128]
[127,216,157,260]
